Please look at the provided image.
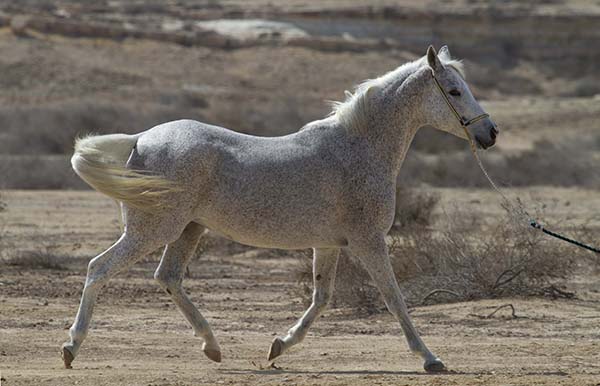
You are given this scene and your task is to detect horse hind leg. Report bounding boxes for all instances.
[268,248,339,361]
[62,231,165,368]
[154,222,222,362]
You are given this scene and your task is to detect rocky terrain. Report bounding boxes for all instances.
[0,0,599,189]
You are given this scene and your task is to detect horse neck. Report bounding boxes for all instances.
[364,86,426,176]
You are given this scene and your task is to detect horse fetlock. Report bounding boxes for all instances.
[68,325,87,342]
[407,340,425,355]
[287,329,305,345]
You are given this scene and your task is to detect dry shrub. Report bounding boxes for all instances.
[0,155,85,189]
[399,136,600,188]
[1,249,69,271]
[0,191,8,260]
[0,197,72,270]
[0,191,6,213]
[393,187,440,229]
[392,214,591,306]
[297,192,595,314]
[0,100,208,156]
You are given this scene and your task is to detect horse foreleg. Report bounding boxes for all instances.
[154,222,222,362]
[349,235,446,372]
[268,248,339,361]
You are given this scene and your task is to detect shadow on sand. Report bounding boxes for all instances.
[219,368,577,377]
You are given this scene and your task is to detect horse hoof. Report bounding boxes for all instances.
[61,345,75,369]
[203,348,222,363]
[424,358,446,373]
[268,337,284,361]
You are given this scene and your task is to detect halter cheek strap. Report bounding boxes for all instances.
[430,71,489,134]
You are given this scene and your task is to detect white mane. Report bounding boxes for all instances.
[330,54,465,135]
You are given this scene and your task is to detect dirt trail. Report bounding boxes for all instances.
[1,190,599,385]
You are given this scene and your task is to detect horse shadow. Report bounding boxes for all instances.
[219,368,578,377]
[221,368,460,376]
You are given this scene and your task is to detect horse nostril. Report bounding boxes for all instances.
[492,126,499,135]
[490,129,496,140]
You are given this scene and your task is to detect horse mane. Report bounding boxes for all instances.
[329,55,465,136]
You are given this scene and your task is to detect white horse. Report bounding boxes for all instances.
[63,45,498,372]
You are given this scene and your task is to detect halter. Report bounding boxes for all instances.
[430,71,489,144]
[430,68,507,201]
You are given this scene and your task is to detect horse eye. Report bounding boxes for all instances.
[449,89,461,96]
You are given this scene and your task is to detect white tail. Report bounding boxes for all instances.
[71,134,180,210]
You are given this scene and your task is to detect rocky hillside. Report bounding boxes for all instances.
[0,0,598,189]
[2,1,599,95]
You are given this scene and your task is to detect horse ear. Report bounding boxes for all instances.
[426,45,440,71]
[438,45,451,60]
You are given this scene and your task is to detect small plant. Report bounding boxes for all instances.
[393,187,440,230]
[0,191,7,260]
[389,212,589,306]
[2,248,69,271]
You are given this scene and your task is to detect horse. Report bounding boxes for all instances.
[63,45,498,372]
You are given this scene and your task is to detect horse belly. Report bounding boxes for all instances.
[196,198,346,249]
[204,221,346,250]
[195,175,345,249]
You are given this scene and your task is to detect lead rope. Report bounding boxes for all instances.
[464,127,600,254]
[432,69,599,254]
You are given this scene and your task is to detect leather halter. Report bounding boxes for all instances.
[431,71,490,142]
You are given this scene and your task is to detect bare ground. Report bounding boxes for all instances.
[1,190,599,386]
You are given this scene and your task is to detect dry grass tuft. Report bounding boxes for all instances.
[0,191,6,213]
[392,187,440,229]
[1,199,71,269]
[296,190,596,314]
[0,191,8,260]
[390,213,591,306]
[2,250,69,271]
[398,133,600,189]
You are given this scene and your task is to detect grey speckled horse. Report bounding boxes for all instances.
[63,45,498,372]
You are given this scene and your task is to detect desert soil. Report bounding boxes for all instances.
[0,2,599,384]
[1,190,599,386]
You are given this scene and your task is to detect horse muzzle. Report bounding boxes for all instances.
[475,124,499,150]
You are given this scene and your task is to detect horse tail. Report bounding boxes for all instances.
[71,133,180,210]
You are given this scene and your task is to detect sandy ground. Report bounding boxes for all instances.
[0,1,599,384]
[1,190,599,386]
